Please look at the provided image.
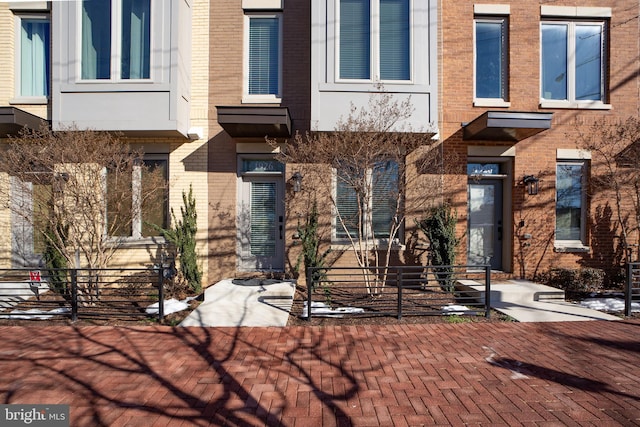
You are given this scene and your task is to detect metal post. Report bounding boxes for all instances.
[158,266,165,323]
[397,268,403,320]
[71,269,78,322]
[306,267,313,321]
[625,263,632,317]
[485,265,491,318]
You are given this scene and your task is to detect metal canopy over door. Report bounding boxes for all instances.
[467,163,505,271]
[238,159,285,271]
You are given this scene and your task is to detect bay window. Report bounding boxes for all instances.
[338,0,410,81]
[81,0,151,80]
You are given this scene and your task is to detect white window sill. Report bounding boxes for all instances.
[242,95,281,104]
[554,243,590,253]
[105,236,167,248]
[473,99,511,108]
[331,242,406,251]
[540,100,612,110]
[10,96,48,105]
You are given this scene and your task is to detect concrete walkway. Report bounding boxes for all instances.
[181,278,620,326]
[180,278,295,327]
[458,279,621,322]
[1,321,638,426]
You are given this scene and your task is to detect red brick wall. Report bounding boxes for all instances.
[441,1,640,280]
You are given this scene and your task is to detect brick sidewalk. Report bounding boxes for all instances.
[0,321,638,426]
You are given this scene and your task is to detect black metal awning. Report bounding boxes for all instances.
[216,106,291,138]
[463,111,552,142]
[0,107,46,137]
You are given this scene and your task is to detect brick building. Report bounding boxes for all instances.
[0,0,638,288]
[440,1,640,280]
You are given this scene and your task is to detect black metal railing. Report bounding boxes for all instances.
[625,262,640,316]
[0,267,167,323]
[304,265,491,320]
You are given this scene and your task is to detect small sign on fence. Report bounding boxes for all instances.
[29,270,42,283]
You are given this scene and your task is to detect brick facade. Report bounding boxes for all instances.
[441,1,640,280]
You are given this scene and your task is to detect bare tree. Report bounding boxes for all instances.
[275,90,440,294]
[0,124,166,298]
[576,116,640,262]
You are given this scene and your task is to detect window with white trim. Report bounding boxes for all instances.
[16,15,50,98]
[81,0,151,80]
[244,13,282,101]
[107,156,168,239]
[337,0,410,82]
[474,16,507,101]
[541,20,606,105]
[334,161,399,241]
[555,160,587,246]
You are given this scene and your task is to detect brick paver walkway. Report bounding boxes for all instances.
[0,321,638,426]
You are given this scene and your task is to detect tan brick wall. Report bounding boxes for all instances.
[440,1,640,279]
[208,0,312,280]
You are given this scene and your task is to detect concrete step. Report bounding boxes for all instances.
[457,279,565,303]
[455,279,619,322]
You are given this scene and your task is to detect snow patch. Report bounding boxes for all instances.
[302,301,365,318]
[579,297,640,313]
[146,297,198,316]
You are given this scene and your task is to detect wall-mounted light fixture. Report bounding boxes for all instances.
[522,175,539,195]
[291,171,303,192]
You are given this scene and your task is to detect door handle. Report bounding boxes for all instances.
[279,225,283,239]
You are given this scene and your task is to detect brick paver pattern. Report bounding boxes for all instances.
[0,321,638,426]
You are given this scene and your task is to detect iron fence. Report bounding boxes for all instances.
[304,265,491,320]
[625,262,640,316]
[0,267,167,323]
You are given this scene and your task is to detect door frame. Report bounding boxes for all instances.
[466,157,513,272]
[236,155,286,272]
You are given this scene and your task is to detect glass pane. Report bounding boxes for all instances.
[249,17,280,95]
[32,184,52,254]
[242,159,284,173]
[556,163,583,240]
[107,167,133,237]
[251,182,276,256]
[141,160,167,237]
[467,163,500,176]
[372,161,398,238]
[475,20,504,99]
[468,184,495,265]
[121,0,151,79]
[340,0,370,79]
[380,0,410,80]
[541,24,567,100]
[81,0,111,79]
[575,25,602,101]
[20,19,50,97]
[335,173,360,239]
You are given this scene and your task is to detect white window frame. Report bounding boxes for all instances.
[334,0,413,84]
[473,16,510,107]
[76,0,154,83]
[12,13,50,104]
[555,159,589,251]
[106,154,168,243]
[242,12,283,103]
[539,19,610,110]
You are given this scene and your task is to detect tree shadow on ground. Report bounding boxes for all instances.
[0,324,384,426]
